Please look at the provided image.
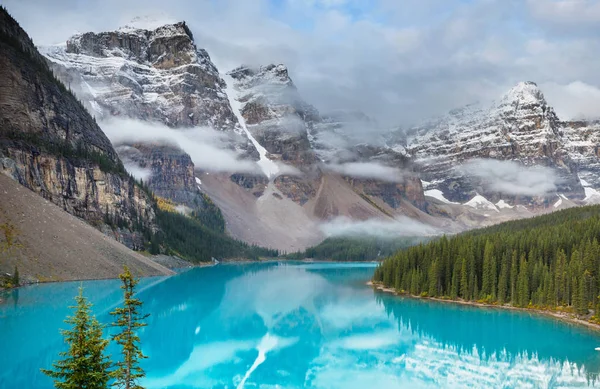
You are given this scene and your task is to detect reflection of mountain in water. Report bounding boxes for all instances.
[376,291,600,378]
[3,263,600,388]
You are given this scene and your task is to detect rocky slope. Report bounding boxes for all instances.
[0,174,173,282]
[45,20,239,130]
[42,21,430,250]
[43,19,256,220]
[39,18,600,250]
[0,7,156,249]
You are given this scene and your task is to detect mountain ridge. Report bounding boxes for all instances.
[38,18,600,250]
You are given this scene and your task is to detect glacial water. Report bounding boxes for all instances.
[2,262,600,388]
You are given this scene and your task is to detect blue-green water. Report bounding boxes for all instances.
[2,262,600,388]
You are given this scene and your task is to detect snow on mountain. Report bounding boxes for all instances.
[425,189,458,204]
[464,194,499,213]
[43,21,242,133]
[222,73,280,179]
[495,200,514,209]
[118,15,178,32]
[400,81,585,205]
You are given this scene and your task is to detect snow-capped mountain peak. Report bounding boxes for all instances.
[499,81,546,108]
[118,15,179,32]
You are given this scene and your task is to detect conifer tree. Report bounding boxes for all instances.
[12,265,19,286]
[497,256,509,304]
[110,266,149,389]
[460,257,468,299]
[42,287,111,389]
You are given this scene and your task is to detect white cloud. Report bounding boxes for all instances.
[541,81,600,120]
[324,162,406,182]
[100,118,261,174]
[527,0,600,24]
[320,216,439,238]
[458,159,559,196]
[3,0,600,126]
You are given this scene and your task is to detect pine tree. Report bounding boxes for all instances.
[110,267,149,389]
[481,241,494,298]
[460,257,468,299]
[510,250,518,304]
[497,255,509,304]
[450,265,459,300]
[12,265,19,286]
[42,287,111,389]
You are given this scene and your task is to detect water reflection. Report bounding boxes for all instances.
[1,262,600,388]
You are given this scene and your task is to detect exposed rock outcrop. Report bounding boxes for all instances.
[0,7,155,249]
[45,21,240,130]
[402,82,586,205]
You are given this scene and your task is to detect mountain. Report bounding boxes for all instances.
[0,6,177,281]
[38,18,600,251]
[400,82,589,207]
[43,21,430,251]
[43,18,256,222]
[0,174,172,281]
[0,7,157,250]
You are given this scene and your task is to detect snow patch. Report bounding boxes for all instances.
[584,187,600,201]
[464,194,499,212]
[222,74,280,180]
[553,196,563,208]
[495,200,514,209]
[580,177,591,187]
[424,189,458,204]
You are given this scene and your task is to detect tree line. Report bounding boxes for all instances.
[42,267,148,389]
[373,205,600,321]
[287,236,429,261]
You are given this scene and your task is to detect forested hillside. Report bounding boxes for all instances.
[288,237,428,261]
[134,182,279,262]
[373,205,600,320]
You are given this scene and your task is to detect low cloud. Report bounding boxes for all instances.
[122,162,152,181]
[324,162,406,183]
[458,159,558,196]
[100,118,261,174]
[320,216,439,238]
[542,81,600,120]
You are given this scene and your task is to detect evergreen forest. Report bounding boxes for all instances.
[373,205,600,320]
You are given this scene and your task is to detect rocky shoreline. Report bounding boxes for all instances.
[368,281,600,333]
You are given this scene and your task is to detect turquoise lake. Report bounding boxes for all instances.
[2,262,600,388]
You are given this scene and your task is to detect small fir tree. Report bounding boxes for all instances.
[41,287,111,389]
[12,265,19,286]
[110,267,149,389]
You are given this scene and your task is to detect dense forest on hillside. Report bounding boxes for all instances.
[152,209,278,261]
[373,205,600,320]
[133,181,278,262]
[288,236,428,261]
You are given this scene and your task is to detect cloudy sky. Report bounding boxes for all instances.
[4,0,600,125]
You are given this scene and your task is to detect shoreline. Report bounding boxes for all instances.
[0,259,216,302]
[368,281,600,333]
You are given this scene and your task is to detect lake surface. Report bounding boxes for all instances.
[2,262,600,388]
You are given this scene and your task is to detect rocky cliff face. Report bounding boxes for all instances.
[117,143,197,204]
[45,21,240,131]
[43,20,257,219]
[0,7,155,249]
[225,64,425,210]
[401,82,586,205]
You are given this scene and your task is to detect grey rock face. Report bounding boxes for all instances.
[46,22,239,131]
[402,81,586,205]
[0,8,156,248]
[43,20,259,217]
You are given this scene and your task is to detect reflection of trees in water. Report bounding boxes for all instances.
[375,292,600,381]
